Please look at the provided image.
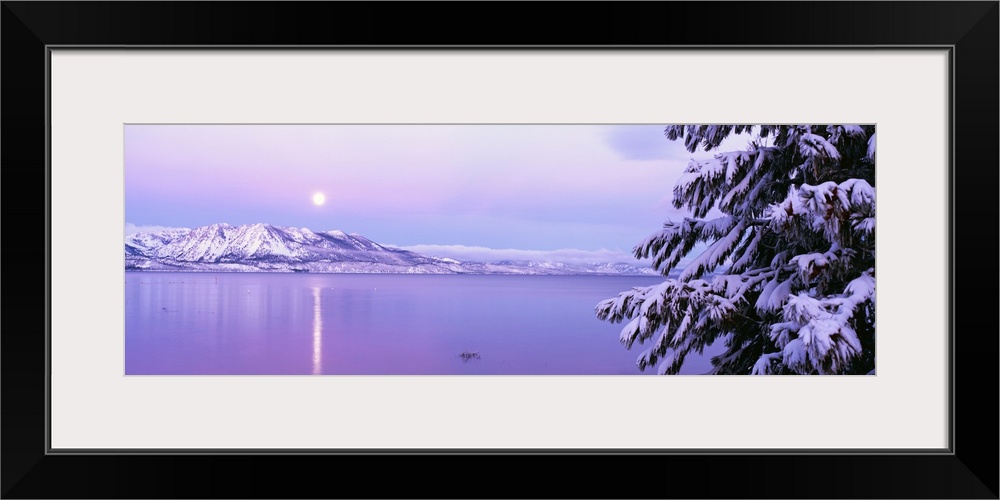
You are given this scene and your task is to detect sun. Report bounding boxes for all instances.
[312,192,326,206]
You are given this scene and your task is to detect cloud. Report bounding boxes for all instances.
[392,244,645,265]
[603,125,690,161]
[604,125,764,163]
[125,223,190,235]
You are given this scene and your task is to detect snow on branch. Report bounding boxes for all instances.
[751,352,783,375]
[596,284,656,323]
[754,275,795,313]
[678,220,747,281]
[767,178,876,243]
[788,244,854,284]
[839,178,875,206]
[728,228,762,274]
[826,125,865,145]
[633,216,738,274]
[672,147,779,219]
[798,133,841,161]
[767,270,875,374]
[665,125,756,153]
[595,276,736,373]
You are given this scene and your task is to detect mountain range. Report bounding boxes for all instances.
[124,223,659,276]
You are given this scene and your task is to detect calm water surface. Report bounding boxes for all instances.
[125,273,715,375]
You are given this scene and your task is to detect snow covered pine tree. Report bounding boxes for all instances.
[597,126,875,375]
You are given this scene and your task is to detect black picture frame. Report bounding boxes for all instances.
[3,2,996,498]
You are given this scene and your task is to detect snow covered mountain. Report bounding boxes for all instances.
[125,223,659,275]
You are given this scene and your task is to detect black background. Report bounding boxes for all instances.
[2,2,997,498]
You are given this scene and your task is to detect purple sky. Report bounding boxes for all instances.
[125,125,749,262]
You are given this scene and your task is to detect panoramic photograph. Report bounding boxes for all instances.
[124,124,875,375]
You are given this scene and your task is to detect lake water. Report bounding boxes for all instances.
[125,272,716,375]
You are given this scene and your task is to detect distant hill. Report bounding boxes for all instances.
[125,223,660,276]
